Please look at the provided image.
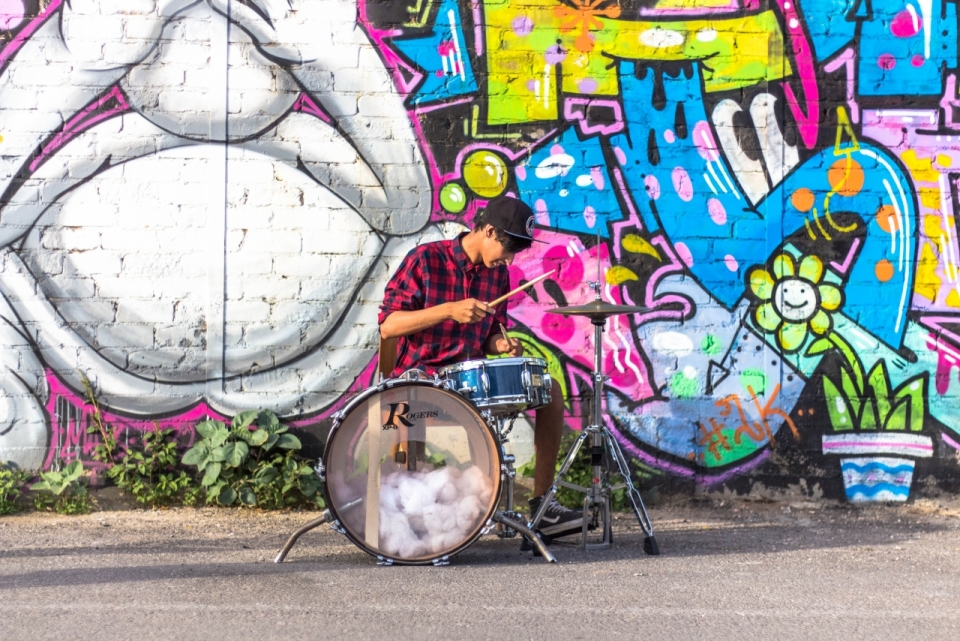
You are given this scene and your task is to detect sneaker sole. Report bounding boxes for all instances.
[538,518,584,537]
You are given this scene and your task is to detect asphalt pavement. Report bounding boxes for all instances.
[2,498,960,640]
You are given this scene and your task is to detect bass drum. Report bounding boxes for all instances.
[323,378,502,564]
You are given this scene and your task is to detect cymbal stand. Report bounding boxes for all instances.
[528,282,659,554]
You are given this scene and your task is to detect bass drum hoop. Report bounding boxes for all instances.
[322,379,503,565]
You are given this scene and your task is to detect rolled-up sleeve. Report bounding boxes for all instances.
[378,249,425,324]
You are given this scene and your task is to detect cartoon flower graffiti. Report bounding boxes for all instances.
[748,253,843,353]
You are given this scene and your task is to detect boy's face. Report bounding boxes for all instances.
[479,226,517,267]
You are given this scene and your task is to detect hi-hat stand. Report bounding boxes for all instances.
[529,282,659,554]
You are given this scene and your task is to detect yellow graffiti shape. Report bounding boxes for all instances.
[606,265,639,285]
[483,0,791,124]
[948,289,960,309]
[919,187,942,211]
[622,233,662,260]
[914,242,942,303]
[900,149,942,184]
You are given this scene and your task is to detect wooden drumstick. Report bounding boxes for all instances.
[486,270,555,307]
[499,322,513,349]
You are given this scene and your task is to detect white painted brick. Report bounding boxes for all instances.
[55,300,117,323]
[64,251,122,276]
[226,300,270,322]
[39,228,102,251]
[40,277,97,300]
[158,90,210,114]
[272,254,331,277]
[116,300,174,323]
[242,276,300,300]
[127,348,187,370]
[241,324,303,348]
[96,323,155,348]
[95,276,157,299]
[236,229,301,253]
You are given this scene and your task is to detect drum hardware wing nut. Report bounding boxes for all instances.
[431,556,451,566]
[329,519,345,535]
[501,463,516,479]
[313,461,326,480]
[376,556,395,566]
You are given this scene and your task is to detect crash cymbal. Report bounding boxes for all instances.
[546,300,651,320]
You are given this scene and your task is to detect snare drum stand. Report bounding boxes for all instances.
[484,411,558,563]
[529,282,659,555]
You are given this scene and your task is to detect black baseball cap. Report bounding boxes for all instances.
[481,196,545,243]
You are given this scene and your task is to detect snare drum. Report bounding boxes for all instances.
[440,357,552,415]
[322,378,502,565]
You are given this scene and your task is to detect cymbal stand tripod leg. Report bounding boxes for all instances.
[529,304,659,554]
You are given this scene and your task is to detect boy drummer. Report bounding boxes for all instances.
[378,195,583,541]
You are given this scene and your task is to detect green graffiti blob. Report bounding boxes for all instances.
[669,370,699,398]
[701,334,723,356]
[739,369,767,396]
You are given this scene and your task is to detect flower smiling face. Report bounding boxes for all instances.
[749,253,844,353]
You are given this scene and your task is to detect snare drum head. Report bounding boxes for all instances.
[324,381,501,564]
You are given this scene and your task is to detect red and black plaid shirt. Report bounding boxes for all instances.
[378,234,509,378]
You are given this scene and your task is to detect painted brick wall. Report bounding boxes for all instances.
[1,0,960,503]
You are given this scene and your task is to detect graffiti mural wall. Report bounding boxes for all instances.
[2,0,960,502]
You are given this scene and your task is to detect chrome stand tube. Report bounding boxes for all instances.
[274,509,333,563]
[493,511,557,563]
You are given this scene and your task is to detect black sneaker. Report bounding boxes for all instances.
[529,495,584,539]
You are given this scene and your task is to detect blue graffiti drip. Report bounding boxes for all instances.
[840,462,916,475]
[843,483,911,498]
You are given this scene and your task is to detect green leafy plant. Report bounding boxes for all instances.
[82,372,200,507]
[0,461,29,514]
[518,431,637,511]
[182,409,323,509]
[31,460,92,514]
[96,428,200,507]
[807,333,928,432]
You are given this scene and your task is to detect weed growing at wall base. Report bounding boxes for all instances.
[0,461,29,514]
[92,428,202,508]
[182,410,324,509]
[31,461,92,515]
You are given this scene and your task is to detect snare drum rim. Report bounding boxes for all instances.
[438,356,548,376]
[322,378,503,565]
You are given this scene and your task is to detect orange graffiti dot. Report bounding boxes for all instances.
[875,259,895,282]
[876,204,900,233]
[828,158,864,197]
[791,188,815,212]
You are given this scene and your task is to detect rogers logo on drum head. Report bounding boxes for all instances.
[382,403,437,430]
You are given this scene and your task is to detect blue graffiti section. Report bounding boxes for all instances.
[391,0,478,104]
[515,127,622,237]
[858,0,957,97]
[520,61,919,350]
[796,0,859,61]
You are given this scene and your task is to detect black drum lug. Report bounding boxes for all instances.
[376,556,395,566]
[431,556,450,566]
[313,461,325,481]
[329,519,345,535]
